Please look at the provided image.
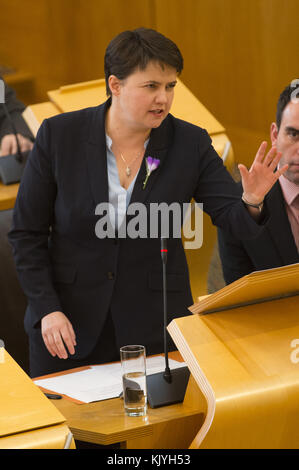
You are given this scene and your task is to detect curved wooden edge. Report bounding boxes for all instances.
[167,320,215,449]
[169,296,299,449]
[0,423,75,449]
[189,264,299,315]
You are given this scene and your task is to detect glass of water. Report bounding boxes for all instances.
[120,345,147,417]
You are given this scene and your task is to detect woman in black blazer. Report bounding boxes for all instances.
[8,28,287,377]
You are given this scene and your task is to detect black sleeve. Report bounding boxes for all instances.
[217,226,255,284]
[8,119,62,326]
[192,132,268,241]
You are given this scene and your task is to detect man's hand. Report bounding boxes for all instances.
[239,141,288,205]
[41,311,77,359]
[0,133,33,157]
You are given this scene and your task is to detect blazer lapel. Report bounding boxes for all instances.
[130,114,173,206]
[85,106,173,207]
[266,182,299,264]
[85,100,110,206]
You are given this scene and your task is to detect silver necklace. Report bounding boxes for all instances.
[120,152,142,177]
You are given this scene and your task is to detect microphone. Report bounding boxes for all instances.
[1,103,23,162]
[146,237,190,408]
[0,103,30,185]
[161,237,171,382]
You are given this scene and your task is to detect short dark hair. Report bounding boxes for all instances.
[276,80,299,129]
[104,28,184,96]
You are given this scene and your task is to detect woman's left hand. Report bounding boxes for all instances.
[238,141,288,205]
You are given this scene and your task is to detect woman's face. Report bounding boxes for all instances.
[110,61,178,132]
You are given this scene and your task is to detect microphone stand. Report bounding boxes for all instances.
[0,103,31,184]
[146,237,190,408]
[161,237,171,383]
[1,103,24,162]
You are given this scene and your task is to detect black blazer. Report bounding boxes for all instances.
[8,100,265,359]
[218,181,299,285]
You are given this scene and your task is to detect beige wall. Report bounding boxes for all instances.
[0,0,298,165]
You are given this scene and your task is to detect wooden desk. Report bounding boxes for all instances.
[168,264,299,449]
[0,182,19,211]
[52,374,205,449]
[0,349,75,449]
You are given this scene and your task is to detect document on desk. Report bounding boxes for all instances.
[33,356,186,403]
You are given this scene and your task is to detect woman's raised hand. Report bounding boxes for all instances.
[239,141,288,205]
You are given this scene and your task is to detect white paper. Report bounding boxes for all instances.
[145,356,187,375]
[34,356,186,403]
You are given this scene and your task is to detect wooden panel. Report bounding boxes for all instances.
[168,292,299,448]
[22,101,60,136]
[124,414,202,449]
[3,72,36,106]
[190,263,299,315]
[0,424,75,449]
[51,363,205,449]
[0,182,20,211]
[0,350,65,438]
[2,0,296,166]
[0,0,154,103]
[155,0,299,165]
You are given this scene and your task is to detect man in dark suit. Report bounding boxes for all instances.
[218,81,299,285]
[0,76,33,156]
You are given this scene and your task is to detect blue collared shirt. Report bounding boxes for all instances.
[106,134,148,230]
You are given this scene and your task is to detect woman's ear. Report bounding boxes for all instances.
[108,75,122,97]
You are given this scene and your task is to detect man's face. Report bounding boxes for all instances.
[271,101,299,185]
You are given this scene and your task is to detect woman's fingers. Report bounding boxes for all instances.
[44,329,74,359]
[263,146,278,166]
[275,163,289,178]
[43,333,57,357]
[41,311,76,359]
[253,141,268,164]
[237,163,248,180]
[253,142,283,170]
[53,332,68,359]
[61,322,76,356]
